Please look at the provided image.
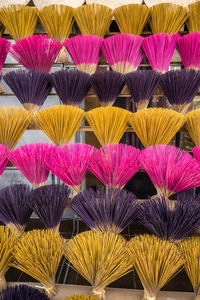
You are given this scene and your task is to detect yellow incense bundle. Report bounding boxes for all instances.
[86,107,132,146]
[129,108,185,147]
[128,234,183,300]
[187,2,200,33]
[0,5,38,40]
[33,105,85,146]
[11,229,66,297]
[186,109,200,146]
[114,4,150,35]
[74,4,113,37]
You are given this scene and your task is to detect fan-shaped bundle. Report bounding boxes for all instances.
[149,3,187,34]
[140,145,200,198]
[186,109,200,146]
[178,237,200,300]
[127,235,183,300]
[0,226,16,291]
[33,105,85,146]
[193,145,200,162]
[51,69,91,106]
[88,143,141,188]
[160,69,200,114]
[65,231,132,297]
[71,187,139,234]
[33,0,84,9]
[186,2,200,33]
[0,285,49,300]
[9,143,54,188]
[45,143,95,195]
[11,230,66,297]
[0,106,32,149]
[0,5,38,41]
[10,35,62,73]
[177,33,200,70]
[142,33,179,73]
[86,0,143,10]
[86,107,132,146]
[125,70,160,110]
[64,35,103,74]
[91,71,125,106]
[139,194,200,242]
[74,4,113,37]
[29,184,70,231]
[101,34,144,74]
[4,69,52,114]
[0,38,11,93]
[114,4,149,35]
[0,184,32,235]
[0,144,10,175]
[66,296,98,300]
[129,108,184,147]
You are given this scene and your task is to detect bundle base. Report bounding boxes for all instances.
[143,290,156,300]
[92,288,105,300]
[23,103,41,114]
[57,46,69,64]
[0,83,4,94]
[77,63,97,75]
[172,103,191,115]
[135,99,149,111]
[7,222,25,236]
[43,281,57,298]
[0,275,7,291]
[112,62,137,74]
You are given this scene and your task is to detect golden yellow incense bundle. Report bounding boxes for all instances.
[66,296,98,300]
[186,109,200,146]
[0,226,16,291]
[33,105,85,146]
[86,107,132,146]
[179,237,200,300]
[74,4,113,37]
[128,234,183,300]
[149,3,188,34]
[0,106,32,149]
[114,4,150,35]
[11,229,66,297]
[0,5,38,40]
[187,2,200,33]
[129,108,185,147]
[65,231,132,297]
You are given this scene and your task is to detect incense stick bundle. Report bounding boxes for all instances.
[0,144,10,175]
[64,35,103,74]
[160,69,200,114]
[186,109,200,146]
[65,231,132,297]
[10,35,62,73]
[33,105,85,146]
[0,38,11,94]
[139,194,200,242]
[129,108,184,147]
[127,235,183,300]
[0,106,32,149]
[74,4,113,36]
[4,69,52,114]
[33,0,84,9]
[88,143,141,188]
[9,143,55,188]
[29,184,70,231]
[86,0,143,9]
[91,71,125,106]
[66,296,98,300]
[114,4,150,35]
[0,285,49,300]
[11,229,66,297]
[142,33,179,73]
[0,5,38,41]
[86,107,132,146]
[51,69,91,106]
[140,145,200,199]
[71,187,139,234]
[45,143,95,195]
[101,34,144,74]
[125,70,160,110]
[0,184,32,235]
[149,3,187,34]
[186,2,200,33]
[193,146,200,162]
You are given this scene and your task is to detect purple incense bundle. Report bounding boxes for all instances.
[51,69,91,106]
[139,193,200,242]
[71,187,139,234]
[3,69,52,114]
[0,184,32,235]
[29,184,70,231]
[160,69,200,114]
[90,70,125,106]
[0,284,49,300]
[125,70,160,110]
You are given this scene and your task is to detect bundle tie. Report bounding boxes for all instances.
[35,284,54,295]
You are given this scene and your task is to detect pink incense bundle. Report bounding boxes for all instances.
[0,144,10,175]
[9,35,62,73]
[45,143,95,195]
[0,38,11,93]
[64,35,103,74]
[193,146,200,163]
[101,33,144,74]
[142,33,179,73]
[177,33,200,70]
[140,145,200,199]
[9,143,55,188]
[88,144,141,188]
